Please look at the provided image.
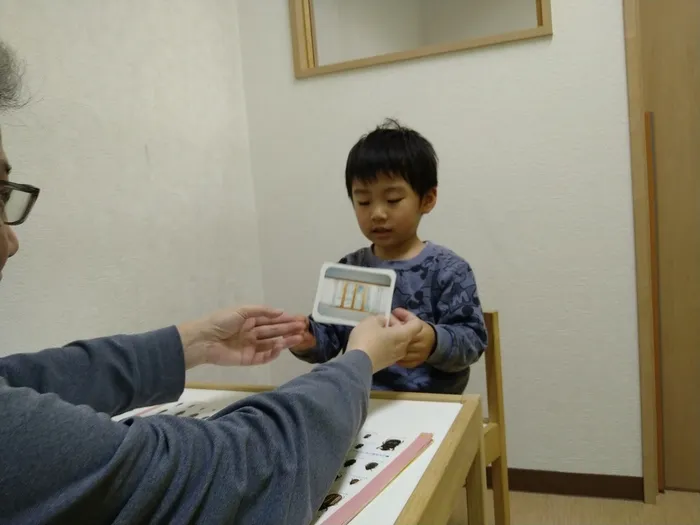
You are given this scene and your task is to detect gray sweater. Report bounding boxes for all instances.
[0,327,372,524]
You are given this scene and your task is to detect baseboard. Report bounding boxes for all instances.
[486,467,645,501]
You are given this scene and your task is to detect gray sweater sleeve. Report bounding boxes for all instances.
[0,330,372,525]
[0,327,186,415]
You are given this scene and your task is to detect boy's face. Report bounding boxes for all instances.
[350,173,436,253]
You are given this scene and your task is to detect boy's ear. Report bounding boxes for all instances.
[420,187,437,214]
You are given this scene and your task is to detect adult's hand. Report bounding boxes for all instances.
[346,312,423,373]
[178,306,306,369]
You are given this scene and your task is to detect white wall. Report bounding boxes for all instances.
[237,0,643,476]
[422,0,539,45]
[0,0,271,384]
[314,0,424,65]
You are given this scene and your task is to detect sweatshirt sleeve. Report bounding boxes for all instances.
[0,327,185,416]
[0,349,373,525]
[426,259,488,373]
[291,318,351,364]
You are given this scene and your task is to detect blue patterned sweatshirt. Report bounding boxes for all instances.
[295,242,488,394]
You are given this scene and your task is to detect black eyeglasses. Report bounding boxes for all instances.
[0,180,40,226]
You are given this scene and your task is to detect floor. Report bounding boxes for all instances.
[449,490,700,525]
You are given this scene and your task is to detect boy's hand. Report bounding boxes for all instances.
[289,316,317,353]
[392,308,436,369]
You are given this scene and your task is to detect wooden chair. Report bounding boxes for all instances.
[477,311,510,525]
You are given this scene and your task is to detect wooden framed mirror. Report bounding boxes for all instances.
[289,0,553,78]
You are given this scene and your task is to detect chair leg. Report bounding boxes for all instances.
[491,454,511,525]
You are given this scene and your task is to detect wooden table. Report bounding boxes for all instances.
[181,385,487,525]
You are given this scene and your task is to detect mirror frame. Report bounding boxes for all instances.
[289,0,553,78]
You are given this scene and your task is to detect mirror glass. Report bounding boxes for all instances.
[311,0,543,67]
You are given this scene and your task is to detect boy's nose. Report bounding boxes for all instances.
[371,206,388,221]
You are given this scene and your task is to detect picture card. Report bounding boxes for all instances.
[116,399,231,421]
[312,429,434,525]
[312,263,396,327]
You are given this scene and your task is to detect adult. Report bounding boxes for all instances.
[0,40,422,525]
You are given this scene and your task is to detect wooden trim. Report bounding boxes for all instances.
[483,312,511,525]
[538,0,553,32]
[466,428,488,525]
[484,314,505,428]
[622,0,659,503]
[483,422,500,465]
[645,111,665,492]
[396,396,483,525]
[288,0,310,76]
[186,382,465,404]
[298,26,551,79]
[186,382,273,393]
[289,0,553,79]
[306,0,318,68]
[370,391,465,403]
[301,0,316,68]
[487,468,645,501]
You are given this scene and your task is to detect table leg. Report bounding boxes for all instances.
[466,432,487,525]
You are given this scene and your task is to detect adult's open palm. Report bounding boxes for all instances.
[181,306,305,368]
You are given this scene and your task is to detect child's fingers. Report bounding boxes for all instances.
[392,308,417,323]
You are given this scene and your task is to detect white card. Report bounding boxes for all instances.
[311,263,396,327]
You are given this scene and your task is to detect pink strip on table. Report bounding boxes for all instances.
[323,432,434,525]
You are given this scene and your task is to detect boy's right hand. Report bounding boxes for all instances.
[289,316,317,353]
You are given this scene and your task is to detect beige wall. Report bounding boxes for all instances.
[0,0,270,385]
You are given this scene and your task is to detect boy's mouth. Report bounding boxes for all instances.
[371,227,393,237]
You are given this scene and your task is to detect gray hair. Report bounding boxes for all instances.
[0,40,24,111]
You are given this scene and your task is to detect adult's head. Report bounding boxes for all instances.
[0,40,38,279]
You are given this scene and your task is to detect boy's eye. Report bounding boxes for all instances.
[387,198,403,205]
[357,201,370,207]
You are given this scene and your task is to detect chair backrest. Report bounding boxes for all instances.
[483,312,505,426]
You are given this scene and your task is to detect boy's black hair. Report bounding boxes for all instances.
[345,118,438,199]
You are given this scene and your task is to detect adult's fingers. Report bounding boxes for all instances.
[373,315,389,327]
[241,316,257,333]
[253,346,283,365]
[388,313,402,327]
[252,337,281,353]
[237,305,284,320]
[254,321,305,340]
[251,332,304,355]
[254,313,303,326]
[281,334,304,349]
[393,317,423,340]
[396,358,422,369]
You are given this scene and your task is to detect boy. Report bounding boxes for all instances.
[292,119,487,394]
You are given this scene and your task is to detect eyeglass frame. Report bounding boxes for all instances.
[0,180,40,226]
